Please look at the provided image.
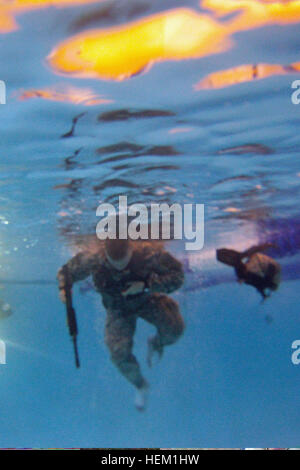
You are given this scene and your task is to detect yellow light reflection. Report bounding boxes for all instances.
[48,8,232,81]
[202,0,300,30]
[19,86,113,106]
[195,63,290,89]
[0,0,102,33]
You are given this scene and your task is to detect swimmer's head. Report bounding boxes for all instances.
[104,238,133,271]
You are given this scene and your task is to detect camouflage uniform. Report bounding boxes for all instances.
[58,243,184,389]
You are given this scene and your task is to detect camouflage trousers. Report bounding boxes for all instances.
[104,293,185,389]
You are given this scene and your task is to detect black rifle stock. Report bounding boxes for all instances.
[62,265,80,369]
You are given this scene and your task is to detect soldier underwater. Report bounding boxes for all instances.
[217,243,281,299]
[57,237,185,411]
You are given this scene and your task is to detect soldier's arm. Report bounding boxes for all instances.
[241,243,276,259]
[57,251,98,297]
[147,251,184,294]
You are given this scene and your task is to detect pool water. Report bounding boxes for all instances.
[0,0,300,448]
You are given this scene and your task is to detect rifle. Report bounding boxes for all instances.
[62,265,80,369]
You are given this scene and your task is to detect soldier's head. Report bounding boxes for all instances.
[104,238,133,271]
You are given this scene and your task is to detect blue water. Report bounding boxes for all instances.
[0,0,300,448]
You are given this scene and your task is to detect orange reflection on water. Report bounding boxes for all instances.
[0,0,101,33]
[202,0,300,30]
[48,8,232,81]
[19,86,113,106]
[195,62,299,89]
[292,62,300,71]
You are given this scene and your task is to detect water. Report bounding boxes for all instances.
[0,0,300,448]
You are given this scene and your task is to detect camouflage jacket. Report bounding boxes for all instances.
[58,243,184,312]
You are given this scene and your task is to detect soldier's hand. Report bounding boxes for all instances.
[147,272,160,291]
[122,281,145,297]
[59,288,67,304]
[57,270,68,303]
